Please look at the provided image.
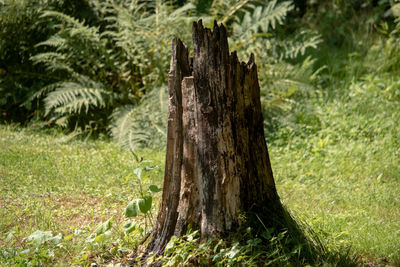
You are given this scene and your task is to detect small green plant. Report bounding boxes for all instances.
[124,154,162,235]
[0,230,63,265]
[85,217,113,244]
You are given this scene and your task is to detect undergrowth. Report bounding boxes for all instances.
[1,2,400,266]
[1,71,400,266]
[160,208,359,267]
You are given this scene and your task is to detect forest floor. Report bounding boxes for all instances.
[0,125,165,265]
[0,95,399,266]
[1,46,400,264]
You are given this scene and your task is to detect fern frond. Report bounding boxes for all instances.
[278,31,322,59]
[110,105,137,150]
[232,1,293,38]
[44,80,110,116]
[110,86,168,150]
[28,81,66,102]
[35,35,66,48]
[30,52,73,73]
[41,10,100,39]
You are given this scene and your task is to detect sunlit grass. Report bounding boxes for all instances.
[1,74,399,265]
[0,126,164,265]
[272,74,400,265]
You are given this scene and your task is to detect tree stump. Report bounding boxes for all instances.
[143,20,285,260]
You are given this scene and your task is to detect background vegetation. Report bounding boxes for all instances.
[1,0,400,265]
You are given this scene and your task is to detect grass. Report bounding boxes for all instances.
[1,69,400,266]
[271,73,400,265]
[0,126,164,265]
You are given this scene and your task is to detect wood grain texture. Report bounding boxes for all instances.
[142,20,281,261]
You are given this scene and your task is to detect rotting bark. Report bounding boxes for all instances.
[139,20,284,262]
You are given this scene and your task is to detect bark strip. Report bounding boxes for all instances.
[143,20,281,260]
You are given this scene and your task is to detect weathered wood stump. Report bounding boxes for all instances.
[143,20,284,260]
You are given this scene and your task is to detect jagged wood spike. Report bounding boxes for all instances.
[139,20,283,264]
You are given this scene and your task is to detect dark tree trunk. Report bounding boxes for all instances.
[142,20,284,261]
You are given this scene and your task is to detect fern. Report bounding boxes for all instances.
[30,0,321,150]
[40,10,102,42]
[31,52,73,73]
[31,0,193,146]
[370,9,400,73]
[229,1,320,61]
[45,83,109,115]
[232,0,293,37]
[110,86,168,149]
[226,1,321,113]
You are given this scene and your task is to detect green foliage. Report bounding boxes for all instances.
[110,85,168,150]
[112,0,321,150]
[2,0,399,149]
[162,224,357,266]
[0,125,165,265]
[0,0,324,147]
[1,0,321,148]
[0,0,50,122]
[125,200,140,218]
[366,3,400,73]
[123,221,137,234]
[27,231,62,247]
[0,230,63,265]
[126,195,152,216]
[124,158,162,235]
[31,0,194,142]
[86,217,114,243]
[30,9,128,132]
[0,0,98,123]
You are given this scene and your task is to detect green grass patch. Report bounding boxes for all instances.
[0,125,164,265]
[271,73,400,265]
[0,73,399,266]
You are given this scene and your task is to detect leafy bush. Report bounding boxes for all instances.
[366,3,400,74]
[112,0,322,149]
[124,159,162,234]
[0,0,52,122]
[0,0,98,123]
[220,0,321,141]
[32,0,193,141]
[2,0,321,148]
